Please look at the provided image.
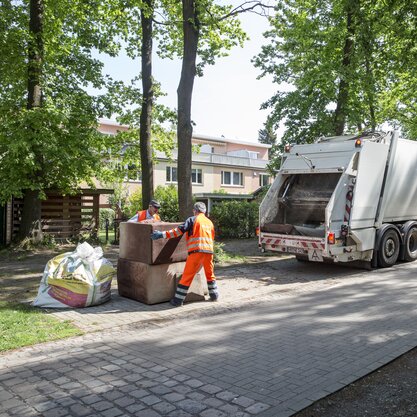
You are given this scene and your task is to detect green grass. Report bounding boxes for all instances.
[98,229,116,245]
[0,302,83,352]
[214,242,246,264]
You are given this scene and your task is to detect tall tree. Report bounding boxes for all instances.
[177,0,200,218]
[258,124,277,145]
[140,0,155,208]
[164,1,264,218]
[333,0,357,135]
[258,122,281,173]
[20,0,44,240]
[255,0,417,147]
[0,0,119,241]
[101,0,177,207]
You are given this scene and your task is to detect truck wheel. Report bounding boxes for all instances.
[296,256,308,262]
[377,229,400,267]
[404,226,417,262]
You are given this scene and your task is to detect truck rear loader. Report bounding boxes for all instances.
[259,130,417,268]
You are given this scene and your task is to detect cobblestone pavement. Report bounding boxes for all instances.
[2,259,417,417]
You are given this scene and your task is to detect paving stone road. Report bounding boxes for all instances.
[2,257,417,417]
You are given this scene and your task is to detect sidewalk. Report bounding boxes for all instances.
[2,258,417,417]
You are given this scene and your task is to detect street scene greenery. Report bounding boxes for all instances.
[1,0,416,241]
[0,301,83,352]
[1,2,417,415]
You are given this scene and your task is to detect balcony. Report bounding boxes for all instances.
[156,150,268,169]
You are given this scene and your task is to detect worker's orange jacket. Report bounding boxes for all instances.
[137,210,161,222]
[164,213,214,254]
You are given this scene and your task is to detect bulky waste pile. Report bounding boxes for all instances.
[33,242,115,308]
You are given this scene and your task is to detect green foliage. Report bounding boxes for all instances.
[126,187,143,218]
[16,234,57,251]
[258,125,277,145]
[99,208,115,229]
[99,79,177,184]
[154,185,180,222]
[210,200,258,239]
[0,0,119,204]
[213,242,245,264]
[254,185,270,202]
[254,0,417,144]
[124,185,181,222]
[107,183,130,219]
[258,122,281,173]
[157,0,248,76]
[0,301,82,352]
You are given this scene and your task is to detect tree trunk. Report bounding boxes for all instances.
[19,190,42,241]
[19,0,44,241]
[364,51,376,132]
[177,0,199,219]
[140,0,154,208]
[333,6,355,136]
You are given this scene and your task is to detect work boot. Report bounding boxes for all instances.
[170,283,189,307]
[208,280,219,302]
[169,298,183,307]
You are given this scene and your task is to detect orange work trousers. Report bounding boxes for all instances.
[179,252,216,287]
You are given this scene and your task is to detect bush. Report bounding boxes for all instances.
[99,208,115,229]
[210,200,259,239]
[154,185,180,222]
[126,188,143,218]
[107,184,131,219]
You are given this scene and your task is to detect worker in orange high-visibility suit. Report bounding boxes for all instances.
[151,202,219,307]
[128,199,161,222]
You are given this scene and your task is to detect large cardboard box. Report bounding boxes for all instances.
[119,222,188,265]
[117,258,207,305]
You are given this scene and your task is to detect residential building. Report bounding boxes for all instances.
[98,120,272,211]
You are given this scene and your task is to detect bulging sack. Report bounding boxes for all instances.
[33,242,115,308]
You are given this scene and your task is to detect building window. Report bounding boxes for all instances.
[221,171,243,186]
[259,174,270,187]
[126,164,142,182]
[166,166,177,183]
[192,168,203,184]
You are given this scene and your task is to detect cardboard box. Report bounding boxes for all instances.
[117,258,207,305]
[119,222,188,265]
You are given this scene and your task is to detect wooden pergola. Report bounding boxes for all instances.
[1,188,113,244]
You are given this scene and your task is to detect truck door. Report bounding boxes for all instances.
[350,142,389,229]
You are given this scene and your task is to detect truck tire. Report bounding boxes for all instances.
[377,229,400,268]
[404,226,417,262]
[295,255,309,262]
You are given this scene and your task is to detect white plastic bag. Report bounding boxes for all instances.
[33,243,115,308]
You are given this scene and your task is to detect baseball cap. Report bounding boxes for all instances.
[150,200,161,209]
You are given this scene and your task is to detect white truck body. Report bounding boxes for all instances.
[259,131,417,267]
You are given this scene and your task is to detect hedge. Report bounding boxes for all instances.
[99,208,115,229]
[210,200,258,239]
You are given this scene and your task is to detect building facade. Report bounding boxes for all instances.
[98,120,272,210]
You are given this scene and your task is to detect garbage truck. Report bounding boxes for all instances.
[259,130,417,268]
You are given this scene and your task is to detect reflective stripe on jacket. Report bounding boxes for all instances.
[164,213,214,254]
[137,210,161,222]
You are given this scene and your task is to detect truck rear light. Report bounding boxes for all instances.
[355,138,362,147]
[255,227,260,236]
[327,232,336,244]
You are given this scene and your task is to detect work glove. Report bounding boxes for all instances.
[151,230,163,240]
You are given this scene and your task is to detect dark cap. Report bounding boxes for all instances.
[149,199,161,209]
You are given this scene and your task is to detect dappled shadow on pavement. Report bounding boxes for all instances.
[2,263,417,417]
